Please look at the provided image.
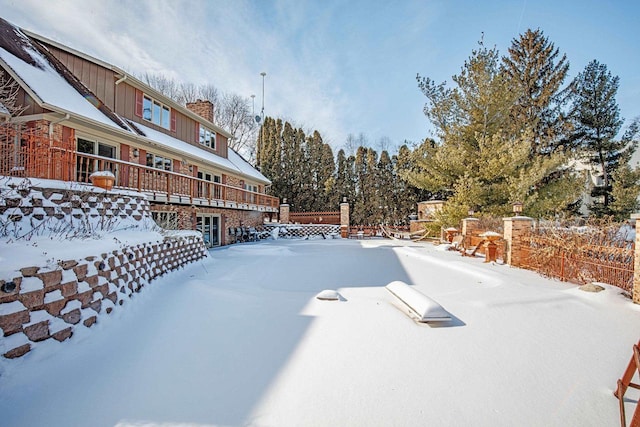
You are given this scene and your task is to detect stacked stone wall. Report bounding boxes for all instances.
[0,183,209,358]
[0,233,207,359]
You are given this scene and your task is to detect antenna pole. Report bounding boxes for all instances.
[251,94,255,116]
[260,72,266,122]
[260,72,266,157]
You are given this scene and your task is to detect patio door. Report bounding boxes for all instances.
[197,214,219,247]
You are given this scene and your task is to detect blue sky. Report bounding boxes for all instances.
[1,0,638,153]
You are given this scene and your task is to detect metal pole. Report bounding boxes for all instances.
[260,72,266,169]
[260,72,266,121]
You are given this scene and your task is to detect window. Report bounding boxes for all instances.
[152,211,178,229]
[76,137,117,182]
[142,95,171,130]
[197,172,221,199]
[199,126,217,149]
[245,183,258,203]
[146,152,172,171]
[77,138,116,158]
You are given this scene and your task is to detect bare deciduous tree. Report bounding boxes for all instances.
[0,73,25,117]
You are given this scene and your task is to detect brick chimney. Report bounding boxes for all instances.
[186,99,214,123]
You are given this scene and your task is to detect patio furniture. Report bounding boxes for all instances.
[614,340,640,427]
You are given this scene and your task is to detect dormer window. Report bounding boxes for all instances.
[135,89,176,131]
[199,125,217,150]
[143,95,170,129]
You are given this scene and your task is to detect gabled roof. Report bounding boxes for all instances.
[227,148,270,183]
[0,17,269,184]
[22,25,233,140]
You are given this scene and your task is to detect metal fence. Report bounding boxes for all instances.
[520,232,634,292]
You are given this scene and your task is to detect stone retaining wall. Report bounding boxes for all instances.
[0,180,209,358]
[0,233,208,358]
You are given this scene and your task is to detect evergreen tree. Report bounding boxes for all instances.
[317,139,336,211]
[364,148,380,224]
[609,158,640,220]
[394,144,428,223]
[352,146,369,225]
[412,41,580,224]
[568,60,637,216]
[502,28,570,155]
[377,150,395,224]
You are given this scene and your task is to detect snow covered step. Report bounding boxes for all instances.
[385,281,451,322]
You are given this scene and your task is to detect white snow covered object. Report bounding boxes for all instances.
[385,280,451,322]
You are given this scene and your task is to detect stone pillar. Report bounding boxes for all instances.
[503,216,534,267]
[340,198,350,238]
[279,199,290,224]
[631,214,640,304]
[461,218,479,249]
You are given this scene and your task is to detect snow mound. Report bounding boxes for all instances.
[316,289,341,301]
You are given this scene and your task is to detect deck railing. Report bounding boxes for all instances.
[289,211,340,224]
[0,126,279,211]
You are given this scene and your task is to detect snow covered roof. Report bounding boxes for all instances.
[0,17,267,185]
[0,18,127,131]
[136,122,270,184]
[227,148,271,184]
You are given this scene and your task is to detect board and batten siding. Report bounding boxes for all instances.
[44,45,116,111]
[25,42,233,169]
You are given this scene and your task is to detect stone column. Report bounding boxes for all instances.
[503,216,534,267]
[340,198,350,238]
[631,214,640,304]
[461,218,480,249]
[279,198,290,224]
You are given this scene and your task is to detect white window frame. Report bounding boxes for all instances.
[146,152,173,171]
[143,95,171,130]
[76,137,117,158]
[199,126,217,150]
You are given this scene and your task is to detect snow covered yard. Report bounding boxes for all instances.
[0,238,638,427]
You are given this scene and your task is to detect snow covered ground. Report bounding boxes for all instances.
[0,238,638,427]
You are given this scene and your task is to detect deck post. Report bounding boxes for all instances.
[279,198,290,224]
[461,217,479,252]
[503,216,534,267]
[340,197,350,238]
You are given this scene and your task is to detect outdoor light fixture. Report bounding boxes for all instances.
[468,208,475,217]
[1,281,16,293]
[133,148,139,157]
[513,202,523,216]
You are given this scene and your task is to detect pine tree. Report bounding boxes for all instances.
[568,60,637,216]
[609,160,640,220]
[502,28,570,155]
[377,150,395,224]
[395,144,428,223]
[413,40,580,224]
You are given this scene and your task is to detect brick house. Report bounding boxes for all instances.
[0,17,277,246]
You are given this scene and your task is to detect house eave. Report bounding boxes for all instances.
[24,29,234,141]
